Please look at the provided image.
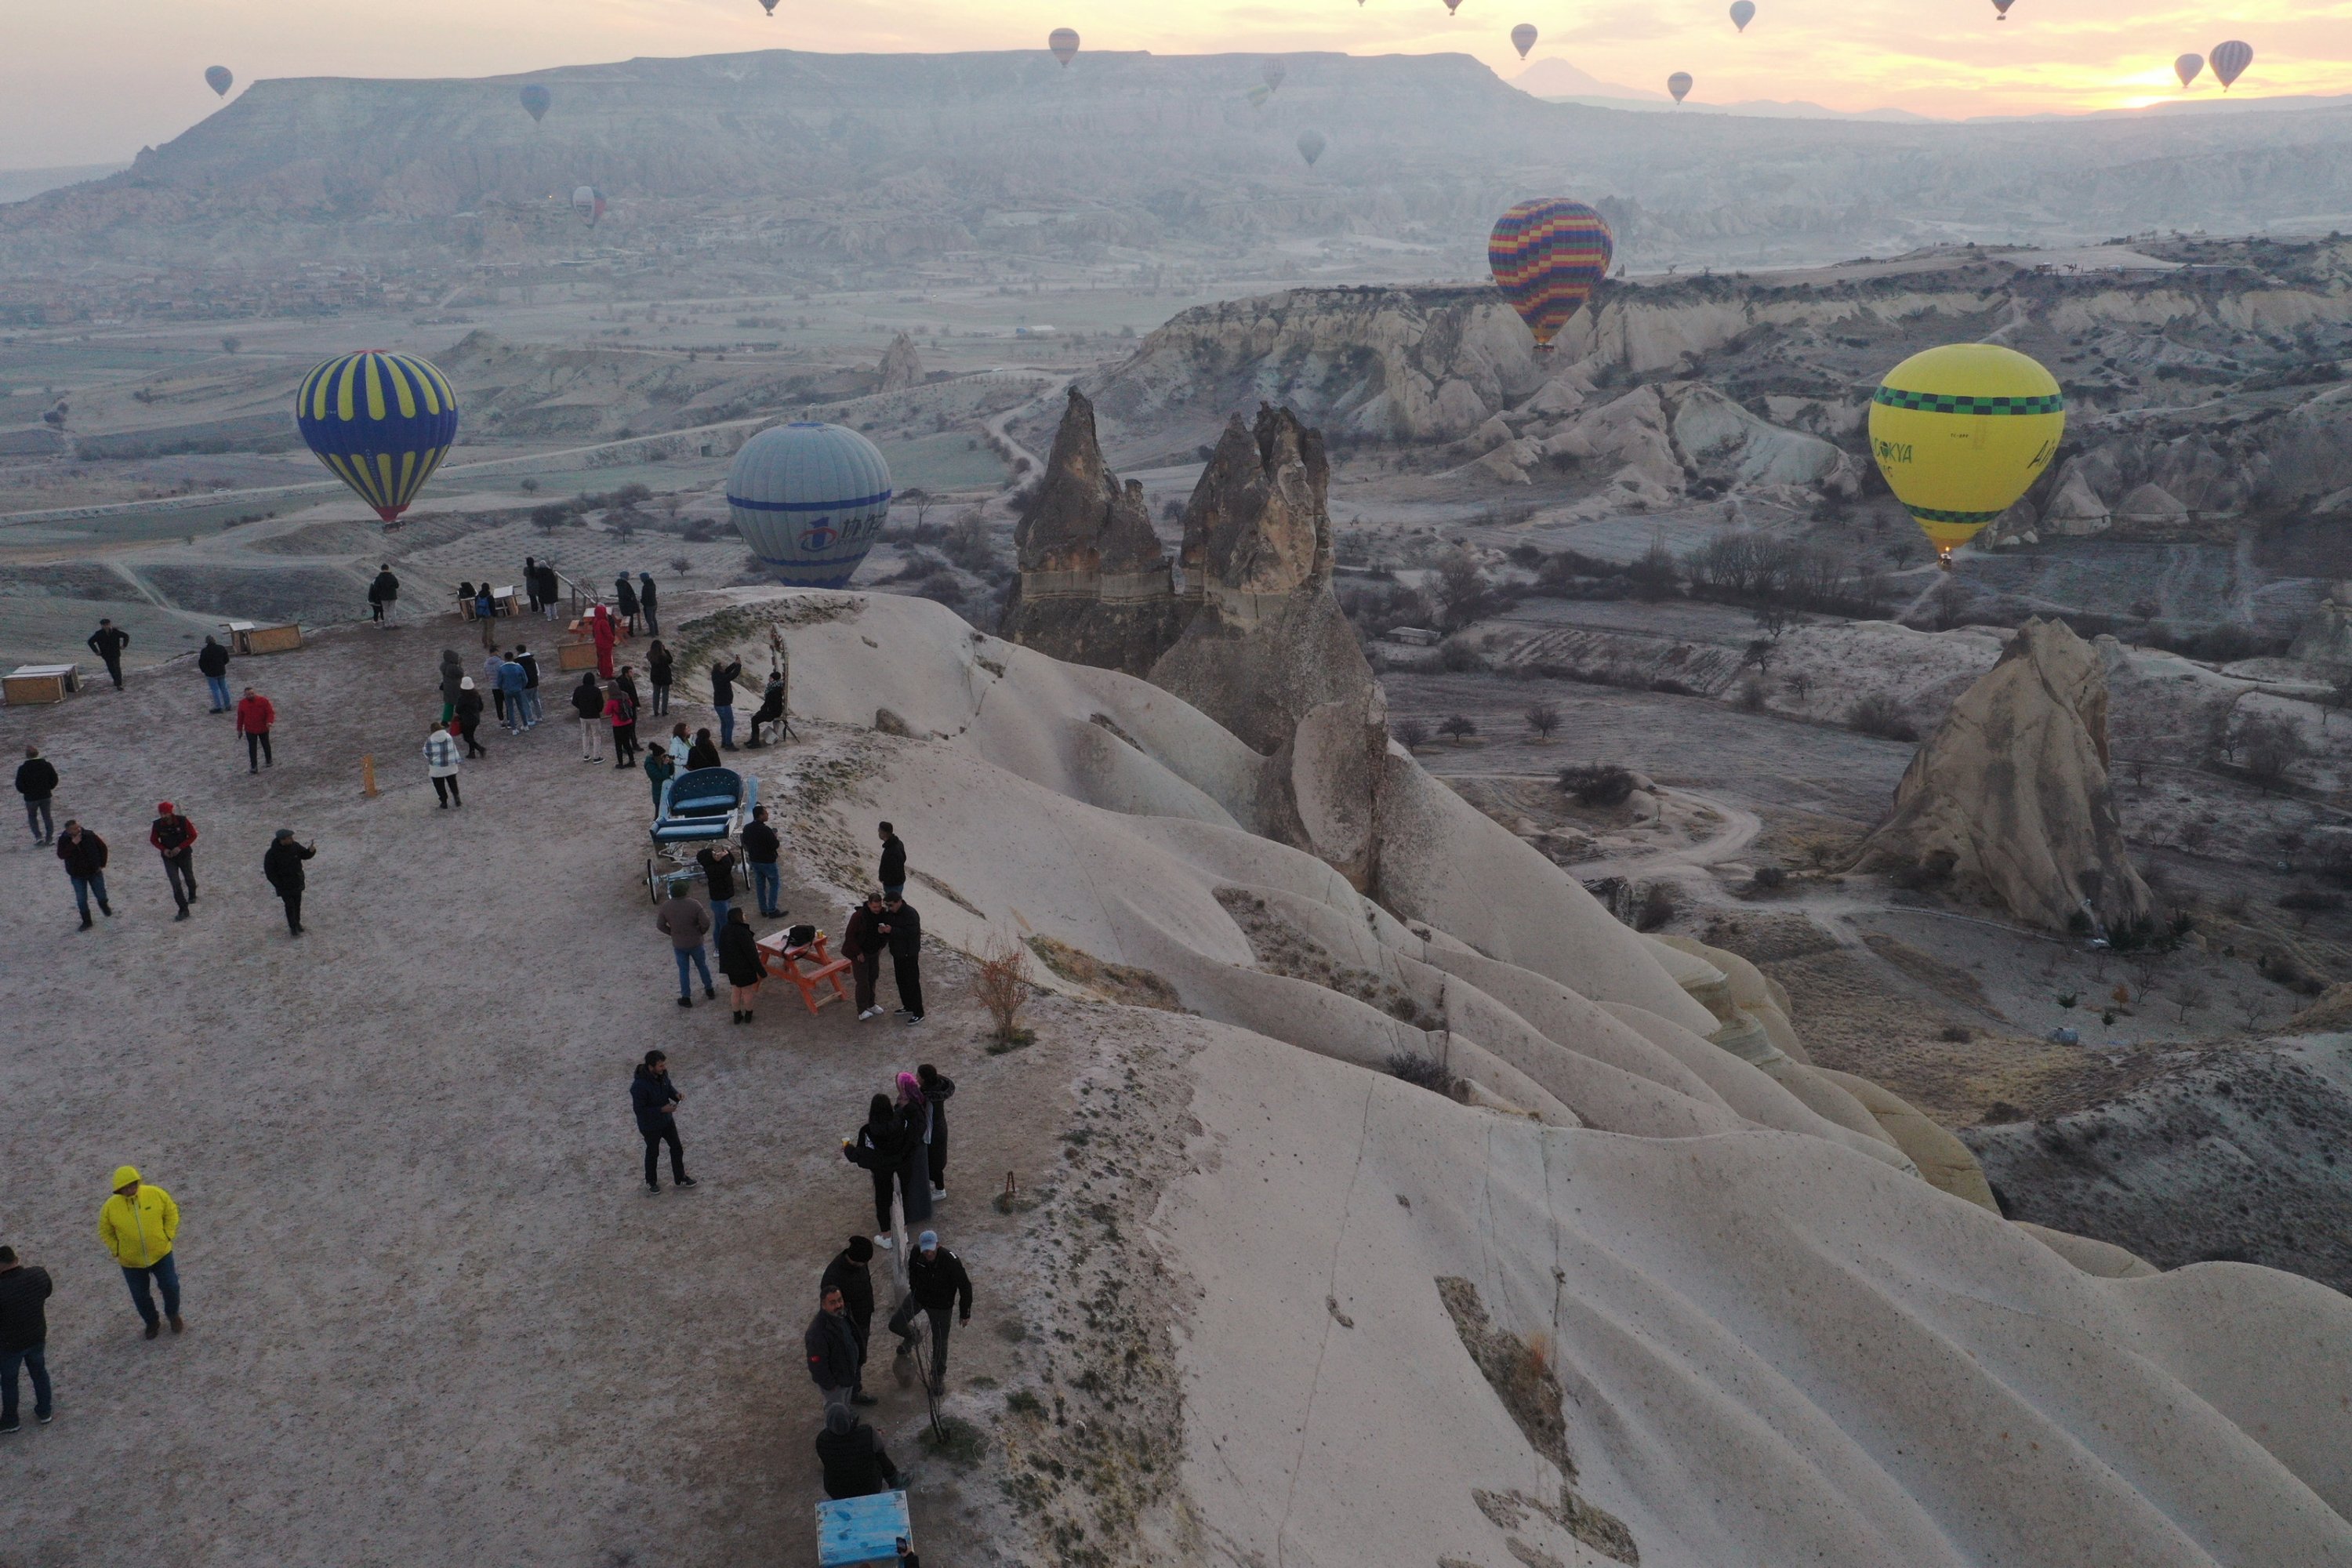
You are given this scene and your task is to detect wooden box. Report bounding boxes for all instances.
[816,1490,910,1568]
[556,641,602,672]
[3,663,78,705]
[227,620,303,655]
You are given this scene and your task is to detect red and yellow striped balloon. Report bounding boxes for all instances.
[1488,199,1613,350]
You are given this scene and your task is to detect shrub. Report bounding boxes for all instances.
[1392,717,1430,750]
[1847,694,1918,742]
[971,935,1033,1048]
[2278,889,2346,913]
[1749,866,1788,891]
[1736,679,1767,713]
[1559,764,1635,807]
[1635,882,1678,931]
[1387,1047,1465,1100]
[531,503,569,535]
[1438,641,1489,673]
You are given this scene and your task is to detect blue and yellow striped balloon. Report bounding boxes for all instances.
[294,350,460,525]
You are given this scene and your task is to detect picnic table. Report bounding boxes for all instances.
[757,928,854,1015]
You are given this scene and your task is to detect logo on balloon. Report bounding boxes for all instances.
[799,520,837,552]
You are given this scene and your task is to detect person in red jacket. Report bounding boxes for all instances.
[234,688,275,775]
[148,801,198,920]
[590,603,618,680]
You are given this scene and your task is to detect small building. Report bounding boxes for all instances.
[1385,626,1441,648]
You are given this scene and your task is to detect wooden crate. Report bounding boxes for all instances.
[227,620,303,655]
[555,641,602,672]
[3,664,78,705]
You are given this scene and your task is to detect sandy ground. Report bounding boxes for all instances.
[0,606,1102,1567]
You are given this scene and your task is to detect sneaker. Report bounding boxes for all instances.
[647,1181,662,1193]
[904,1014,924,1027]
[174,909,191,921]
[0,1417,16,1434]
[677,996,693,1008]
[931,1188,947,1202]
[35,1410,50,1425]
[78,917,92,931]
[100,903,114,917]
[674,1175,699,1189]
[873,1233,894,1250]
[858,1007,880,1021]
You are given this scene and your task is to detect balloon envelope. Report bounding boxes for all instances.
[1668,71,1693,103]
[519,84,550,122]
[1488,198,1613,350]
[1049,27,1080,65]
[1263,60,1287,91]
[205,66,234,98]
[1444,0,1463,13]
[295,351,461,526]
[1730,1,1755,31]
[728,423,894,589]
[1867,343,2063,562]
[1298,129,1327,166]
[2175,53,2204,87]
[572,186,606,228]
[1511,24,1537,57]
[1991,0,2014,18]
[2210,40,2252,88]
[760,0,779,10]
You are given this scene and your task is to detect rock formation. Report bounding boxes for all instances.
[1857,617,2155,935]
[997,387,1185,677]
[876,332,924,394]
[2288,589,2352,677]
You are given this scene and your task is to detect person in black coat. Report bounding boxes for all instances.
[714,907,767,1025]
[877,822,906,898]
[843,892,887,1020]
[820,1236,879,1403]
[367,564,399,626]
[200,636,234,713]
[262,829,314,937]
[710,657,744,750]
[916,1064,956,1200]
[816,1405,901,1500]
[0,1245,54,1432]
[685,728,721,771]
[454,679,487,758]
[16,745,58,846]
[55,819,111,928]
[889,1231,974,1392]
[637,571,659,636]
[842,1094,911,1245]
[878,895,924,1025]
[646,640,673,717]
[571,670,605,763]
[630,1049,695,1192]
[614,572,640,634]
[86,619,129,690]
[805,1285,863,1416]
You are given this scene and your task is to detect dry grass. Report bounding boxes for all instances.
[1023,935,1183,1011]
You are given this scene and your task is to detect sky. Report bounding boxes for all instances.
[8,0,2351,168]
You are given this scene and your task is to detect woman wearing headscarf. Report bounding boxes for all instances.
[842,1094,910,1249]
[893,1073,934,1225]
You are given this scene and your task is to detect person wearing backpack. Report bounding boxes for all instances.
[148,802,199,920]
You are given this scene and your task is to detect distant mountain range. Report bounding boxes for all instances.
[0,162,129,204]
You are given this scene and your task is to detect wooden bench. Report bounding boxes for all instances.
[758,930,854,1015]
[226,620,302,655]
[3,663,78,705]
[816,1489,909,1567]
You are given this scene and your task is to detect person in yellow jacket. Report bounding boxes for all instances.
[99,1167,182,1339]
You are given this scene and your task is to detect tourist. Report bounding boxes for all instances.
[421,722,462,808]
[819,1236,879,1404]
[0,1246,53,1432]
[843,891,887,1021]
[877,822,906,899]
[234,686,275,773]
[655,880,715,1007]
[879,894,924,1026]
[98,1167,181,1339]
[523,555,542,615]
[617,662,641,717]
[842,1094,911,1248]
[742,804,783,918]
[637,571,660,636]
[514,644,544,728]
[892,1073,933,1226]
[888,1230,972,1392]
[647,639,673,717]
[805,1287,862,1417]
[437,648,465,723]
[748,669,786,747]
[643,744,675,811]
[148,801,198,920]
[572,671,605,761]
[696,840,739,929]
[590,602,617,680]
[816,1406,902,1500]
[630,1048,695,1192]
[367,562,399,626]
[685,728,720,771]
[716,907,768,1025]
[615,572,640,635]
[604,681,641,769]
[85,618,129,691]
[537,561,561,620]
[199,636,233,713]
[495,652,528,735]
[710,656,744,749]
[666,724,692,768]
[16,745,56,846]
[483,649,507,724]
[916,1063,956,1201]
[55,819,111,930]
[263,828,314,937]
[455,677,486,757]
[474,583,495,624]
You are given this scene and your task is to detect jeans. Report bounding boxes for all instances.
[0,1344,50,1422]
[750,861,782,916]
[245,730,273,770]
[642,604,659,636]
[24,798,52,842]
[716,705,735,747]
[521,689,543,725]
[579,717,603,758]
[889,1297,955,1389]
[163,851,196,910]
[69,872,108,920]
[205,674,231,710]
[709,897,732,932]
[673,943,713,998]
[641,1120,685,1185]
[503,695,526,733]
[122,1252,180,1328]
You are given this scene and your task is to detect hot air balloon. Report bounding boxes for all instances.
[1049,27,1080,66]
[728,423,894,589]
[1868,343,2063,569]
[1264,60,1287,92]
[1488,198,1613,352]
[1248,85,1272,107]
[2210,40,2252,89]
[294,351,461,528]
[1668,71,1693,103]
[573,186,607,228]
[1512,24,1538,58]
[1298,129,1327,167]
[204,66,234,98]
[760,0,779,11]
[1991,0,2015,20]
[1730,1,1755,31]
[2175,53,2205,87]
[1444,0,1463,13]
[520,84,550,123]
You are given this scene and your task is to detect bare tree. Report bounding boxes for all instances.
[1392,717,1430,750]
[2172,980,2210,1023]
[670,554,691,578]
[1524,702,1562,741]
[2238,713,2310,793]
[1784,671,1814,703]
[1439,714,1478,746]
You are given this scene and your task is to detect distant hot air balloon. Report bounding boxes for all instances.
[1444,0,1463,13]
[1264,60,1287,92]
[1511,24,1538,58]
[204,66,234,98]
[2175,53,2205,87]
[1488,198,1613,352]
[1868,343,2063,569]
[519,84,551,123]
[1991,0,2014,20]
[728,423,894,589]
[1298,129,1327,166]
[1730,1,1755,31]
[1248,85,1272,107]
[759,0,779,11]
[2210,39,2252,89]
[572,186,607,228]
[295,351,461,528]
[1049,27,1080,66]
[1668,71,1693,103]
